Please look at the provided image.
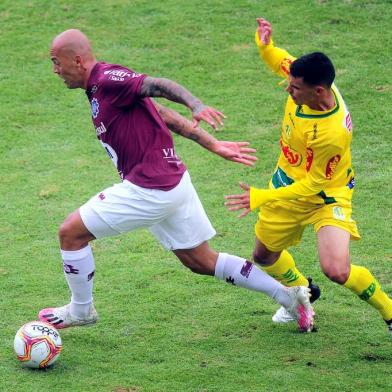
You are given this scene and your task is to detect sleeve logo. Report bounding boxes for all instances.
[280,138,302,166]
[325,155,341,179]
[345,113,352,132]
[281,57,293,75]
[306,148,313,172]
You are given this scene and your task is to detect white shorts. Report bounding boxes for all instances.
[79,171,216,250]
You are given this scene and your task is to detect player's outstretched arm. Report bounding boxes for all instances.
[224,182,252,218]
[154,102,257,167]
[256,17,272,45]
[141,76,225,130]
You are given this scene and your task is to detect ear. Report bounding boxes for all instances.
[74,55,83,67]
[315,86,325,95]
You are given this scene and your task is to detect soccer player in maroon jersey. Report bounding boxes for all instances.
[39,29,314,332]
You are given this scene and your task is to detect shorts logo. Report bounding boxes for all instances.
[280,138,302,166]
[325,155,341,179]
[91,98,99,119]
[306,148,313,172]
[98,192,106,200]
[333,206,345,220]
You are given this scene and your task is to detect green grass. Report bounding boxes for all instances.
[1,0,392,391]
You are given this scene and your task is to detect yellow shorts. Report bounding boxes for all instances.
[255,198,361,252]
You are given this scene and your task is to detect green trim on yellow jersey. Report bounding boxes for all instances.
[317,190,337,205]
[296,90,340,119]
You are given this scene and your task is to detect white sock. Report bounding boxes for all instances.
[214,253,291,308]
[61,245,95,318]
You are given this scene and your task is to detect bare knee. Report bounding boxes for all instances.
[252,242,280,266]
[317,226,351,285]
[173,242,217,276]
[59,211,94,250]
[321,261,350,284]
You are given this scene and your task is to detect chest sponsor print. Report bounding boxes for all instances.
[280,138,302,166]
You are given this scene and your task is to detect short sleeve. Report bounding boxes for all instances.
[101,69,147,108]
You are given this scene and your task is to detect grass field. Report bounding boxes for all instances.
[1,0,392,391]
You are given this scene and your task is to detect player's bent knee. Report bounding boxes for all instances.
[174,250,215,276]
[252,249,279,266]
[322,267,350,285]
[58,212,93,250]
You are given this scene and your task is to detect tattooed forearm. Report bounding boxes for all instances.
[141,77,204,112]
[154,102,216,150]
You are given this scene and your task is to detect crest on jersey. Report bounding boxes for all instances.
[91,98,99,119]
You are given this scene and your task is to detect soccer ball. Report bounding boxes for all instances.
[14,321,62,368]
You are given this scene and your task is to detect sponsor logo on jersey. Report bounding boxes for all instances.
[306,148,314,172]
[325,155,341,179]
[96,122,107,136]
[280,138,302,166]
[285,124,291,138]
[312,123,318,140]
[91,98,99,119]
[345,113,352,132]
[104,69,142,81]
[162,147,181,165]
[347,177,355,189]
[288,112,295,128]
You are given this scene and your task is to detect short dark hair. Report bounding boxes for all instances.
[290,52,335,87]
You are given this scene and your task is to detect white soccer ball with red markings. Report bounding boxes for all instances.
[14,321,62,368]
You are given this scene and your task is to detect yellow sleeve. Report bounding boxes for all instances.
[255,30,296,78]
[250,131,344,210]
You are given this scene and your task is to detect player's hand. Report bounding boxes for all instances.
[224,182,252,218]
[256,17,272,45]
[211,141,257,167]
[192,104,226,130]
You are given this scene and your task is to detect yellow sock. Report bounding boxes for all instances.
[261,250,308,287]
[344,264,392,321]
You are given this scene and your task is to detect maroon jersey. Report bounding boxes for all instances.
[86,62,186,190]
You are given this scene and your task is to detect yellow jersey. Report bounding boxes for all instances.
[250,32,356,210]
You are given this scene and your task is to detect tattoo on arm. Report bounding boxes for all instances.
[154,102,216,150]
[141,77,204,112]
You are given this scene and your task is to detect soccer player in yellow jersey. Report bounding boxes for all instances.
[225,17,392,335]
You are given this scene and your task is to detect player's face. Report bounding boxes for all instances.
[50,47,85,89]
[286,75,318,106]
